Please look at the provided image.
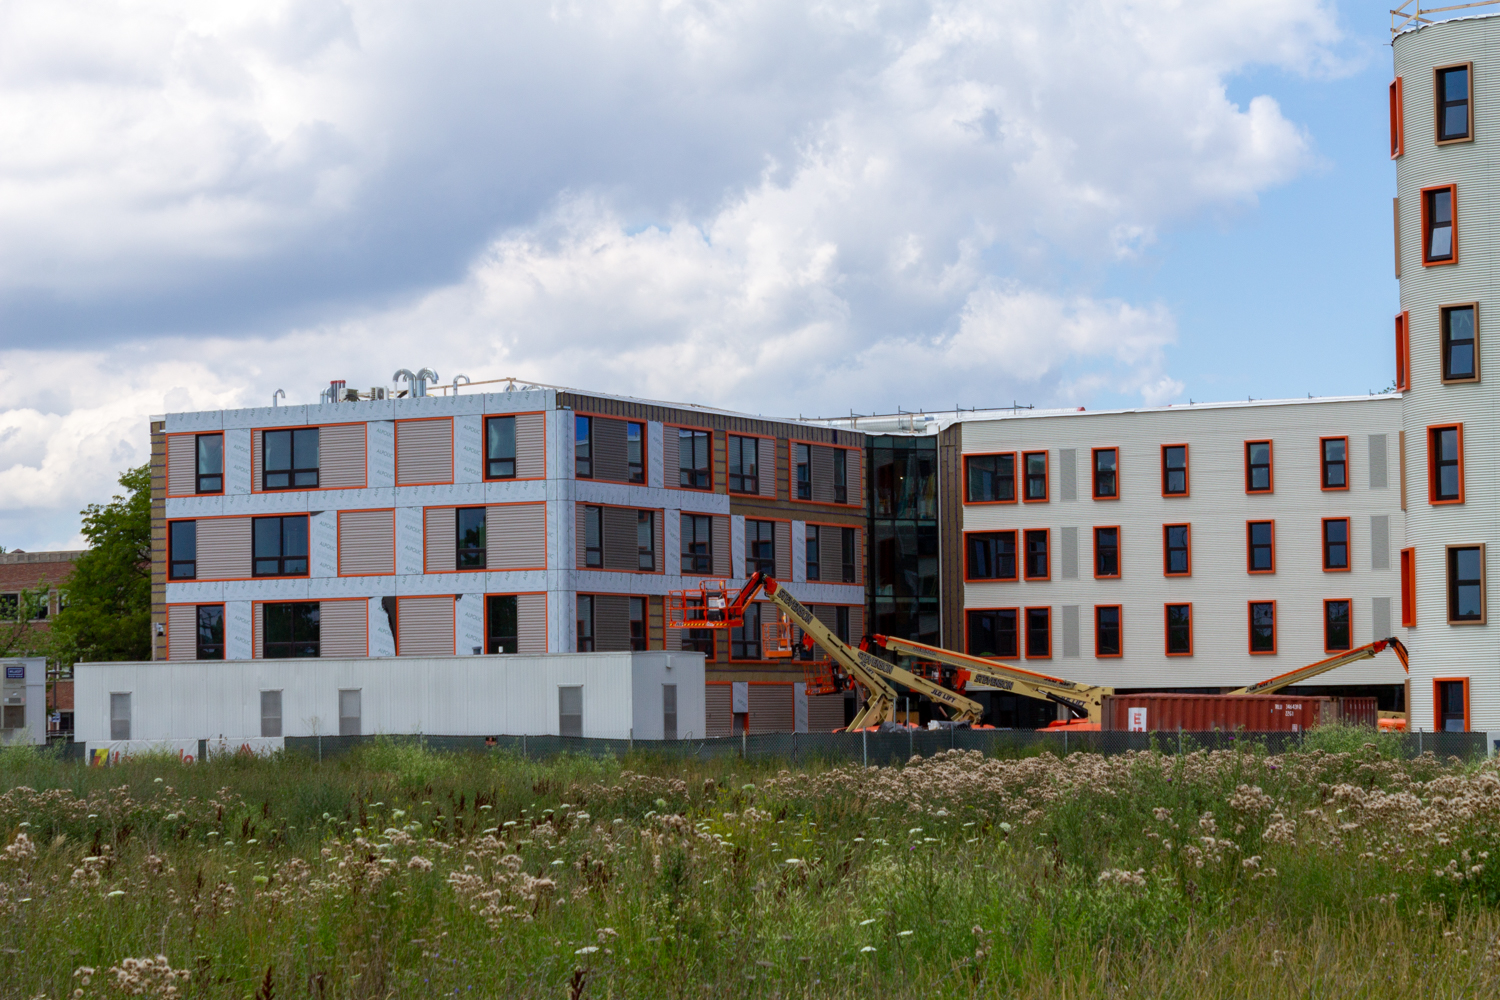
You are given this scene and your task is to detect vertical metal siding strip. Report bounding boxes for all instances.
[811,445,835,502]
[398,596,455,656]
[516,593,547,654]
[850,605,864,641]
[1059,449,1077,501]
[424,508,456,573]
[1062,605,1080,658]
[712,516,731,578]
[1373,597,1392,640]
[196,517,252,579]
[594,594,632,651]
[774,521,790,580]
[320,600,368,658]
[397,419,454,485]
[705,685,732,737]
[576,505,588,569]
[748,684,794,733]
[168,605,196,660]
[848,447,862,506]
[807,694,845,732]
[320,423,367,489]
[487,504,546,569]
[655,510,664,575]
[1371,515,1391,571]
[338,509,395,575]
[662,428,679,487]
[1369,434,1389,488]
[253,603,263,659]
[251,432,261,493]
[1060,527,1079,579]
[604,507,638,571]
[514,413,546,478]
[856,528,864,586]
[593,417,629,481]
[168,436,196,495]
[820,526,839,581]
[757,438,776,497]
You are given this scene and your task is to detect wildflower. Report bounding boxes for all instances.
[898,930,914,937]
[575,946,599,955]
[859,918,878,926]
[860,946,876,953]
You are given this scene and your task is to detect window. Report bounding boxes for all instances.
[1163,524,1190,577]
[630,597,647,652]
[795,443,812,499]
[833,448,848,504]
[1401,547,1416,627]
[576,595,594,652]
[457,507,486,569]
[1024,529,1050,581]
[1022,451,1048,501]
[1390,76,1404,158]
[1395,312,1411,391]
[196,433,223,493]
[169,520,197,579]
[1024,607,1051,659]
[1249,601,1276,654]
[681,514,712,574]
[746,520,775,576]
[485,416,516,479]
[0,594,16,621]
[1437,679,1469,732]
[728,436,759,493]
[731,602,762,659]
[338,689,361,737]
[681,620,715,658]
[574,416,592,478]
[1322,518,1350,571]
[584,506,603,568]
[264,602,319,658]
[1093,527,1119,578]
[110,693,130,741]
[1423,185,1456,264]
[965,453,1016,503]
[636,510,655,571]
[262,428,318,490]
[967,609,1018,658]
[836,606,851,645]
[679,429,711,489]
[196,605,225,660]
[1324,599,1352,652]
[805,524,820,580]
[1247,521,1275,573]
[1320,436,1348,490]
[1441,305,1478,381]
[627,422,645,483]
[1447,544,1485,624]
[1436,63,1471,143]
[1165,604,1192,656]
[1245,440,1273,493]
[662,684,677,740]
[1161,445,1188,496]
[487,595,518,654]
[841,527,857,583]
[1095,605,1121,658]
[1430,424,1464,503]
[253,516,309,577]
[1092,448,1118,499]
[260,690,282,738]
[559,686,583,737]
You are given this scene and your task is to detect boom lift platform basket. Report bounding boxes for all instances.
[666,581,792,657]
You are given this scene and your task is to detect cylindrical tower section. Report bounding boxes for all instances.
[1395,16,1500,734]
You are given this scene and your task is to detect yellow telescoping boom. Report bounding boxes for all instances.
[1230,637,1409,696]
[869,634,1113,724]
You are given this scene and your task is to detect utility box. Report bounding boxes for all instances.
[1,658,47,745]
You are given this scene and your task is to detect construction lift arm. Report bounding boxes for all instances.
[1231,637,1409,696]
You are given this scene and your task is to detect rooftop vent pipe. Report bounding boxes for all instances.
[392,368,439,398]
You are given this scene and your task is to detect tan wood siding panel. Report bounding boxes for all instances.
[602,507,639,571]
[808,694,845,732]
[712,516,731,578]
[320,423,367,489]
[398,596,455,656]
[593,594,632,651]
[167,605,196,660]
[514,412,546,478]
[749,684,794,733]
[705,685,732,737]
[758,438,777,497]
[424,507,456,573]
[593,417,629,482]
[811,445,836,502]
[774,521,790,581]
[576,505,589,569]
[339,509,395,575]
[197,517,252,579]
[516,593,547,654]
[167,435,196,496]
[320,600,367,658]
[397,418,454,486]
[487,504,546,569]
[661,427,680,488]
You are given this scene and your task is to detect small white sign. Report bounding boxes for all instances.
[1128,707,1148,733]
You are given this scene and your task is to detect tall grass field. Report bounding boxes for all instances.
[2,731,1500,998]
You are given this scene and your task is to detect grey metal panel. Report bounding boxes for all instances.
[168,605,196,660]
[251,431,262,492]
[576,505,589,569]
[849,605,864,641]
[320,423,366,489]
[774,521,791,580]
[705,684,732,737]
[811,445,836,502]
[1372,596,1392,641]
[321,600,367,658]
[593,594,632,652]
[712,515,731,577]
[197,517,251,579]
[253,602,263,657]
[603,507,639,571]
[593,417,629,482]
[1371,515,1391,571]
[1059,449,1077,501]
[487,504,546,569]
[661,427,680,487]
[396,418,454,486]
[1060,526,1079,580]
[168,435,196,495]
[749,683,794,733]
[1369,434,1388,489]
[338,509,395,576]
[516,593,547,654]
[807,694,845,732]
[424,508,456,573]
[757,438,777,497]
[848,447,862,506]
[1062,605,1080,658]
[398,596,455,656]
[514,412,546,479]
[820,526,841,582]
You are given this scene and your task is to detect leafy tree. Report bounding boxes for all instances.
[47,464,152,665]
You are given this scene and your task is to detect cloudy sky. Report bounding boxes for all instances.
[1,0,1400,549]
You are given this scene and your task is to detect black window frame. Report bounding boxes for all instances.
[1424,185,1455,264]
[262,427,319,491]
[965,453,1016,503]
[1447,544,1485,624]
[457,507,486,569]
[681,513,712,575]
[1249,601,1276,654]
[485,415,517,480]
[196,433,224,494]
[627,422,645,484]
[1092,447,1118,499]
[1023,530,1049,581]
[196,604,225,660]
[630,596,647,652]
[169,520,197,580]
[795,443,812,499]
[728,435,759,493]
[636,510,655,571]
[1165,603,1192,655]
[679,428,712,490]
[575,416,593,479]
[1320,437,1348,490]
[1438,680,1468,732]
[263,601,319,659]
[1248,521,1274,573]
[731,602,762,660]
[1322,518,1349,571]
[1441,304,1478,382]
[576,594,594,652]
[966,531,1017,581]
[746,519,775,576]
[584,506,603,568]
[1093,526,1119,578]
[1245,440,1272,493]
[841,527,857,583]
[252,515,310,578]
[1163,524,1190,577]
[1022,451,1048,501]
[805,524,820,580]
[1323,599,1352,652]
[1094,605,1121,657]
[1436,63,1472,143]
[1432,425,1463,502]
[833,449,848,504]
[1024,607,1050,659]
[1161,445,1188,496]
[967,608,1018,658]
[487,594,518,654]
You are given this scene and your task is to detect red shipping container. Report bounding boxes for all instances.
[1102,693,1334,732]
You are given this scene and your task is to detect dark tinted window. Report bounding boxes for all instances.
[965,454,1015,503]
[1246,441,1272,492]
[1323,519,1349,570]
[457,507,486,568]
[487,595,518,654]
[1093,449,1117,498]
[1449,546,1484,622]
[1248,521,1274,572]
[1162,445,1188,495]
[486,416,516,479]
[169,520,196,580]
[1324,600,1351,652]
[1321,438,1346,489]
[1025,608,1050,658]
[196,604,225,660]
[1094,527,1119,577]
[1442,306,1476,380]
[966,532,1016,580]
[1165,604,1192,654]
[196,434,223,493]
[1426,187,1454,263]
[1095,606,1120,656]
[1432,426,1461,501]
[263,428,318,490]
[1438,65,1470,141]
[253,516,309,577]
[681,430,712,489]
[264,602,319,658]
[1250,601,1275,653]
[967,609,1017,658]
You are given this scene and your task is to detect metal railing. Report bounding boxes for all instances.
[1393,1,1500,36]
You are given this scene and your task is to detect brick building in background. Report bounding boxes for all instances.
[0,548,82,737]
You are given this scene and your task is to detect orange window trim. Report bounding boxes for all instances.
[1021,450,1050,503]
[725,431,776,495]
[1164,602,1193,657]
[573,411,651,487]
[1427,422,1465,505]
[252,420,372,493]
[1091,447,1120,500]
[1246,520,1276,575]
[1094,604,1123,659]
[962,451,1019,506]
[1390,76,1404,158]
[575,503,667,575]
[1093,525,1122,580]
[1160,443,1190,497]
[1023,528,1051,582]
[1023,606,1052,660]
[1395,312,1411,392]
[166,431,225,497]
[485,591,549,652]
[1438,302,1481,385]
[667,424,718,493]
[252,597,368,659]
[1420,182,1458,267]
[394,595,458,657]
[1433,62,1474,146]
[1319,435,1350,492]
[1247,600,1277,656]
[785,436,862,507]
[1322,517,1352,573]
[1400,547,1416,627]
[963,529,1019,584]
[1433,677,1471,733]
[965,607,1021,660]
[1162,523,1191,577]
[1243,439,1274,494]
[1323,598,1354,654]
[483,409,548,482]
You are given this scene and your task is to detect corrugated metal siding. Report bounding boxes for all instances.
[397,418,454,485]
[603,507,639,571]
[168,435,195,495]
[850,605,865,641]
[593,594,632,651]
[1062,605,1080,658]
[1373,596,1392,640]
[339,509,395,575]
[848,447,862,506]
[515,412,546,478]
[197,518,252,579]
[321,600,367,658]
[811,445,836,502]
[749,683,794,733]
[758,438,777,497]
[593,417,629,481]
[398,597,455,656]
[661,428,680,487]
[320,423,366,489]
[774,521,790,580]
[712,515,731,577]
[487,504,546,569]
[808,694,845,732]
[856,527,865,586]
[1369,434,1388,488]
[1371,515,1390,571]
[576,505,589,569]
[705,684,732,737]
[1059,449,1077,500]
[1060,526,1079,579]
[167,605,196,660]
[516,593,547,653]
[655,510,664,575]
[424,508,456,573]
[819,527,842,583]
[250,431,262,492]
